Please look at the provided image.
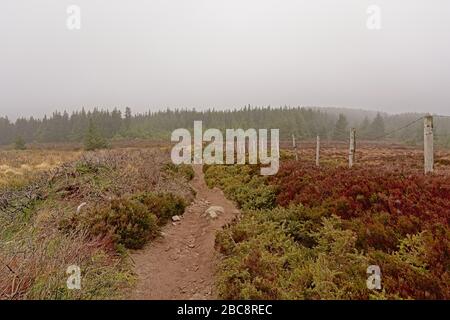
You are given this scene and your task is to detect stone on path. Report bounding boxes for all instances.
[205,206,225,219]
[209,211,218,219]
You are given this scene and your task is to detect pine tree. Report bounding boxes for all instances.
[2,107,450,146]
[84,119,108,151]
[124,107,132,131]
[14,135,26,150]
[333,114,348,141]
[369,113,386,139]
[359,117,371,139]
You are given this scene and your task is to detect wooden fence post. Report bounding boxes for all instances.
[424,115,434,174]
[316,136,320,167]
[349,128,356,168]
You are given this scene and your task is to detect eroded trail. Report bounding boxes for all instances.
[129,165,239,300]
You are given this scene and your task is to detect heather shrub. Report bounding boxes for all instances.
[344,212,401,252]
[215,180,449,299]
[164,163,195,181]
[75,159,108,175]
[216,205,329,250]
[85,198,158,249]
[204,165,276,210]
[216,213,369,300]
[205,157,450,299]
[60,191,188,249]
[273,161,450,227]
[133,192,187,225]
[368,235,448,300]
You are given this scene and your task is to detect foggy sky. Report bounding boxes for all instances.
[1,0,450,120]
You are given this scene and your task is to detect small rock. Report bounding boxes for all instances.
[209,211,218,219]
[205,206,225,219]
[172,215,181,222]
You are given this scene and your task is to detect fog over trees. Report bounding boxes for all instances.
[1,106,450,147]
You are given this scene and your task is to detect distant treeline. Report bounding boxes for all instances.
[1,106,450,146]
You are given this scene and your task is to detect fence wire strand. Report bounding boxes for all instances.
[373,116,425,140]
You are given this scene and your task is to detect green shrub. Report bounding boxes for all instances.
[60,192,186,249]
[86,198,158,249]
[211,160,450,299]
[75,161,107,175]
[164,163,195,181]
[215,202,450,299]
[216,213,369,300]
[133,192,186,225]
[84,120,109,151]
[14,135,27,150]
[204,165,276,210]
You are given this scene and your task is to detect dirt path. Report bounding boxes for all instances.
[128,165,239,300]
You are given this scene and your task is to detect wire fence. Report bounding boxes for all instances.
[287,114,450,174]
[433,115,450,148]
[373,116,425,140]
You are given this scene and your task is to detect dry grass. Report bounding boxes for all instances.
[0,150,81,189]
[0,225,132,300]
[0,146,194,300]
